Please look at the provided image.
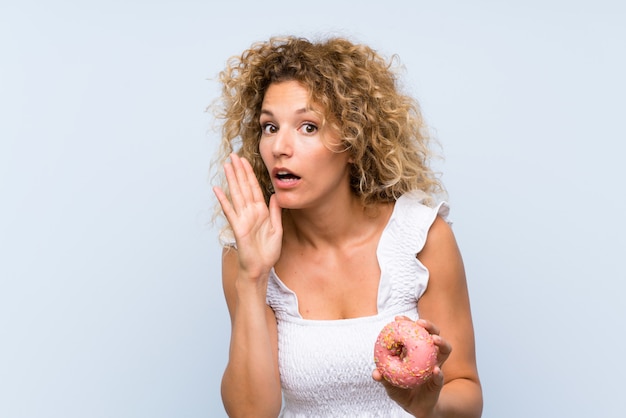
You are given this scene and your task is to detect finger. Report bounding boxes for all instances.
[222,161,247,213]
[431,334,452,364]
[417,318,440,336]
[269,194,283,233]
[426,365,445,390]
[213,186,236,222]
[230,153,256,205]
[372,370,393,389]
[240,156,265,204]
[375,371,409,399]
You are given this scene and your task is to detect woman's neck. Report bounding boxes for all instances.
[282,195,392,250]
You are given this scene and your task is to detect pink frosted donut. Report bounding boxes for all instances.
[374,319,438,388]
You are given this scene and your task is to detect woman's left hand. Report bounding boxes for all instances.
[372,318,452,418]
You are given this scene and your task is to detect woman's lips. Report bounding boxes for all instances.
[272,168,301,188]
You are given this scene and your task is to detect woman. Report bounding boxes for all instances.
[212,36,482,417]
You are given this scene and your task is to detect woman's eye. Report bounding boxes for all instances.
[301,123,318,134]
[262,123,277,135]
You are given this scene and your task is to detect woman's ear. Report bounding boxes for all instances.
[345,147,355,163]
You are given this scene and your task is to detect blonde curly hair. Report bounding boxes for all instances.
[211,36,445,224]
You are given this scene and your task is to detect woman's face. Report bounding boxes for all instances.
[259,80,352,210]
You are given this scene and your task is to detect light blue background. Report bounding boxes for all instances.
[1,1,625,417]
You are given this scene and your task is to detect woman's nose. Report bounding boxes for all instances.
[272,128,293,157]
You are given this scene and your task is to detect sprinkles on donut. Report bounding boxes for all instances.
[374,318,438,389]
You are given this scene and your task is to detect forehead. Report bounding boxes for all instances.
[262,80,310,106]
[260,80,331,125]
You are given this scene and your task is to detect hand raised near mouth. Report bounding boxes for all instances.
[213,153,283,280]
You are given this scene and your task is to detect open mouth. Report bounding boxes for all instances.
[275,171,301,181]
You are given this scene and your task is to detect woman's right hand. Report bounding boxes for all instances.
[213,153,283,280]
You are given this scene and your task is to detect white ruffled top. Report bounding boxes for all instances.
[262,190,450,417]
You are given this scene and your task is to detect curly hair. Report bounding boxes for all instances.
[210,36,445,225]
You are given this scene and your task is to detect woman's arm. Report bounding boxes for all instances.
[373,216,482,417]
[415,215,482,417]
[214,154,284,417]
[220,247,281,417]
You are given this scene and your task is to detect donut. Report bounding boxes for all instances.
[374,318,438,388]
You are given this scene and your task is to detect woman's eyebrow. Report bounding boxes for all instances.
[260,107,312,117]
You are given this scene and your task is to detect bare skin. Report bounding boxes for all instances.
[215,155,282,418]
[214,81,482,417]
[371,216,483,417]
